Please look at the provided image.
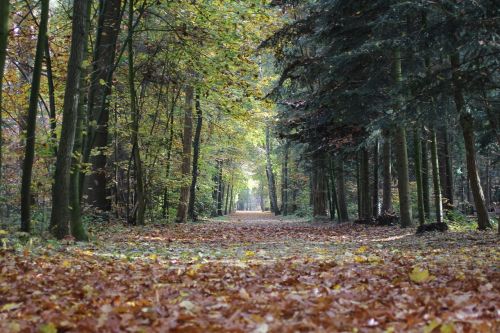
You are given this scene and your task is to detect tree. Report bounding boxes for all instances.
[0,0,10,191]
[20,0,49,233]
[188,92,203,221]
[176,85,194,223]
[50,0,90,239]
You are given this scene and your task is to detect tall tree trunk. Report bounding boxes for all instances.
[312,152,328,220]
[265,125,280,215]
[372,139,380,217]
[127,1,145,225]
[188,92,202,220]
[335,158,349,221]
[442,128,454,205]
[229,183,234,213]
[44,38,57,156]
[413,128,425,226]
[381,131,392,213]
[421,132,431,219]
[0,0,9,195]
[393,48,412,227]
[224,182,230,215]
[282,141,289,216]
[20,0,49,233]
[328,156,340,222]
[359,148,371,218]
[430,129,443,223]
[50,0,89,239]
[175,86,194,223]
[450,53,491,230]
[84,0,122,210]
[70,2,92,241]
[217,164,224,216]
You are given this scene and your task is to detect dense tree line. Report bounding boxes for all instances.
[264,0,499,229]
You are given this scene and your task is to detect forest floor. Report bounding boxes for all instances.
[0,212,498,333]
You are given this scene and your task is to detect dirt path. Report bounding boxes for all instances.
[0,212,498,332]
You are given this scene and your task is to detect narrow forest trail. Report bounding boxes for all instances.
[1,215,498,332]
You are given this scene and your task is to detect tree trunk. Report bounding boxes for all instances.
[20,0,49,233]
[372,139,379,217]
[175,86,194,223]
[450,53,491,230]
[282,142,289,216]
[0,0,9,194]
[335,158,349,221]
[50,0,89,239]
[188,92,203,220]
[413,128,425,226]
[84,0,122,211]
[381,131,392,213]
[229,184,234,214]
[312,152,328,220]
[217,165,224,216]
[421,132,431,219]
[392,48,412,227]
[359,148,371,218]
[70,2,92,241]
[224,182,230,215]
[265,125,280,215]
[44,38,58,156]
[127,2,145,225]
[430,129,443,224]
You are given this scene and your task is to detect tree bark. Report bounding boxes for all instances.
[84,0,122,211]
[450,53,491,230]
[335,158,349,221]
[381,131,392,213]
[127,1,145,225]
[50,0,89,239]
[175,85,194,223]
[188,92,203,220]
[44,38,57,156]
[0,0,9,192]
[265,125,280,215]
[430,129,443,224]
[392,48,412,227]
[359,148,371,218]
[312,152,328,219]
[282,141,289,216]
[372,139,380,217]
[20,0,49,233]
[421,132,431,219]
[413,128,425,226]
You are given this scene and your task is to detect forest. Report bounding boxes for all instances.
[0,0,498,332]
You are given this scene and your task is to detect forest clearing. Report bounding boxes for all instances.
[0,0,499,332]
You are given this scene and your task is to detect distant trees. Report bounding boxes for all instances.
[266,0,498,229]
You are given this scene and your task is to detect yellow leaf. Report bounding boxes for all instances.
[334,284,341,290]
[1,303,22,312]
[356,246,367,254]
[99,79,106,86]
[423,319,440,333]
[39,323,58,333]
[245,250,255,257]
[61,260,71,268]
[409,267,430,283]
[354,255,367,263]
[149,254,158,261]
[440,323,455,333]
[0,229,8,235]
[384,327,395,333]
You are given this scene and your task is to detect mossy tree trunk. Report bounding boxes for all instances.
[421,132,431,219]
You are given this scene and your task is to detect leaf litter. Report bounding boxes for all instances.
[0,212,498,332]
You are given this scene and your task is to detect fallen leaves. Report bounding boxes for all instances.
[0,212,498,332]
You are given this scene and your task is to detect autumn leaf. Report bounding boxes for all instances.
[409,267,431,283]
[1,303,23,312]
